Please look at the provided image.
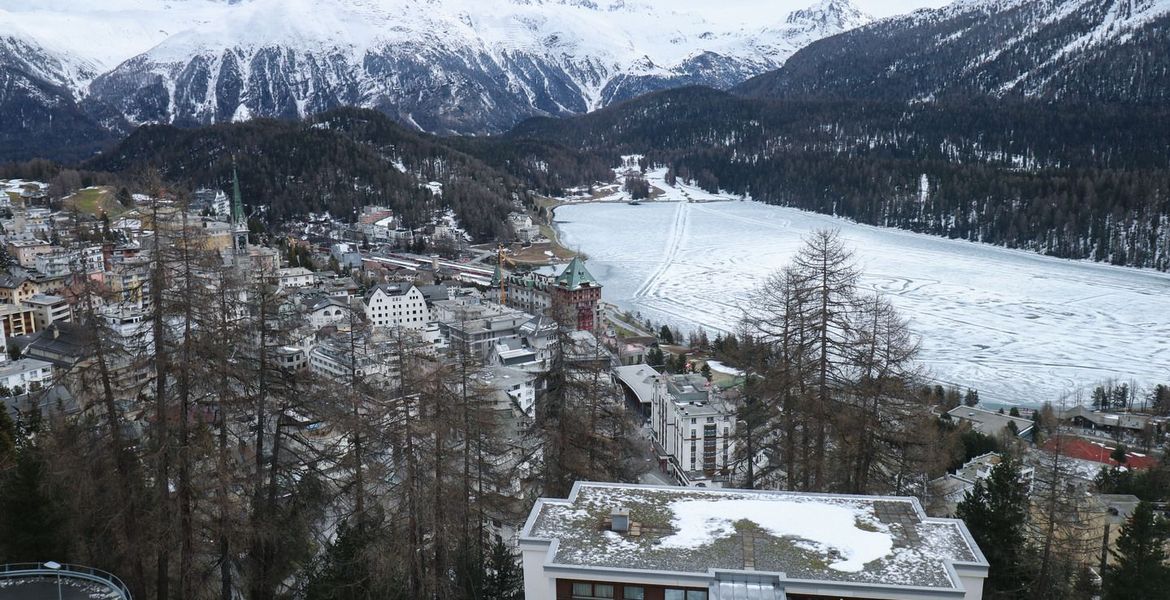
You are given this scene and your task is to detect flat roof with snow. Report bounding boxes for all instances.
[521,482,988,596]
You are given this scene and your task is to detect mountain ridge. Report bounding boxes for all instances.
[0,0,869,160]
[735,0,1170,104]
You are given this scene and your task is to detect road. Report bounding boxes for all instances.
[603,303,654,338]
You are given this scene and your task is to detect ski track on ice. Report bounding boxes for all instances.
[632,196,690,299]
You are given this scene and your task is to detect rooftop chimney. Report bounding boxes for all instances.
[610,508,630,533]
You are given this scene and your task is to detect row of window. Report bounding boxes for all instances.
[570,582,706,600]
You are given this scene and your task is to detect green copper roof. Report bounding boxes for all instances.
[491,262,502,287]
[555,256,599,291]
[231,163,245,225]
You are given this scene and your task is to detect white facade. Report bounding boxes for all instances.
[276,267,315,289]
[307,298,352,330]
[649,373,736,485]
[34,250,77,278]
[477,366,537,416]
[0,358,53,393]
[365,284,429,330]
[23,294,71,329]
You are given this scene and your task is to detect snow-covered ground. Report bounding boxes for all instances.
[555,169,1170,407]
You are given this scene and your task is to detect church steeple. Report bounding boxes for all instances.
[231,160,246,227]
[231,158,248,255]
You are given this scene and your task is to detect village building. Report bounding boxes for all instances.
[364,283,429,330]
[275,266,315,289]
[432,298,533,359]
[946,405,1035,440]
[500,256,602,332]
[6,239,53,268]
[647,372,736,486]
[521,482,989,600]
[23,294,72,329]
[476,365,538,416]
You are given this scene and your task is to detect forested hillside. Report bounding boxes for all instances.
[76,108,612,241]
[736,0,1170,105]
[511,87,1170,270]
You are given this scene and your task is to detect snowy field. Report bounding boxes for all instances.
[554,169,1170,407]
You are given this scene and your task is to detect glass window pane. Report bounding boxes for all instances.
[595,584,614,598]
[573,583,592,597]
[686,592,708,600]
[665,590,686,600]
[624,586,645,600]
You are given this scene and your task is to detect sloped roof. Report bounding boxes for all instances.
[554,256,598,291]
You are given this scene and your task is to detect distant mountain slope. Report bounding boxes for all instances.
[0,33,114,162]
[84,107,612,241]
[0,0,869,161]
[736,0,1170,104]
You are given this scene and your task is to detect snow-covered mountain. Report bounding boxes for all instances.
[737,0,1170,104]
[0,0,870,145]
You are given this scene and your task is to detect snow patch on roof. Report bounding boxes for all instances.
[659,498,893,572]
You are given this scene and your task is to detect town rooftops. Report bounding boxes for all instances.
[522,482,987,594]
[554,256,599,291]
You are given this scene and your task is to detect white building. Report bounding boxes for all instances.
[275,267,315,289]
[23,294,71,329]
[0,358,53,393]
[304,296,354,331]
[521,482,989,600]
[364,284,429,330]
[476,366,538,416]
[432,299,532,359]
[34,250,77,278]
[307,331,423,384]
[648,373,736,486]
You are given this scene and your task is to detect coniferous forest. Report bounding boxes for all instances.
[511,87,1170,270]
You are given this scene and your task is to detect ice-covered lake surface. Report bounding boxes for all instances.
[554,172,1170,407]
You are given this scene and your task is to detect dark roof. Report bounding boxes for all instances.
[24,322,90,367]
[364,283,410,300]
[416,283,451,302]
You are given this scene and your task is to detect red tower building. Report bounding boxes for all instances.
[550,256,602,332]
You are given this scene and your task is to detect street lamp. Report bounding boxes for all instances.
[43,561,62,600]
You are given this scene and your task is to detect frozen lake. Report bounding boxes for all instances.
[554,176,1170,407]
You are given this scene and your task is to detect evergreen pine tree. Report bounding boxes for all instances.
[482,536,523,600]
[0,446,69,562]
[658,325,674,344]
[1103,501,1170,600]
[955,458,1032,598]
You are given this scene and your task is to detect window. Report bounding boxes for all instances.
[623,587,644,600]
[665,591,706,600]
[571,583,614,599]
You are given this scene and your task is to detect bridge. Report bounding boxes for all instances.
[0,563,131,600]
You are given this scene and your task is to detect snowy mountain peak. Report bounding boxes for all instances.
[786,0,871,31]
[1,0,873,141]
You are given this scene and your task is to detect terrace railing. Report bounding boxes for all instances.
[0,562,132,600]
